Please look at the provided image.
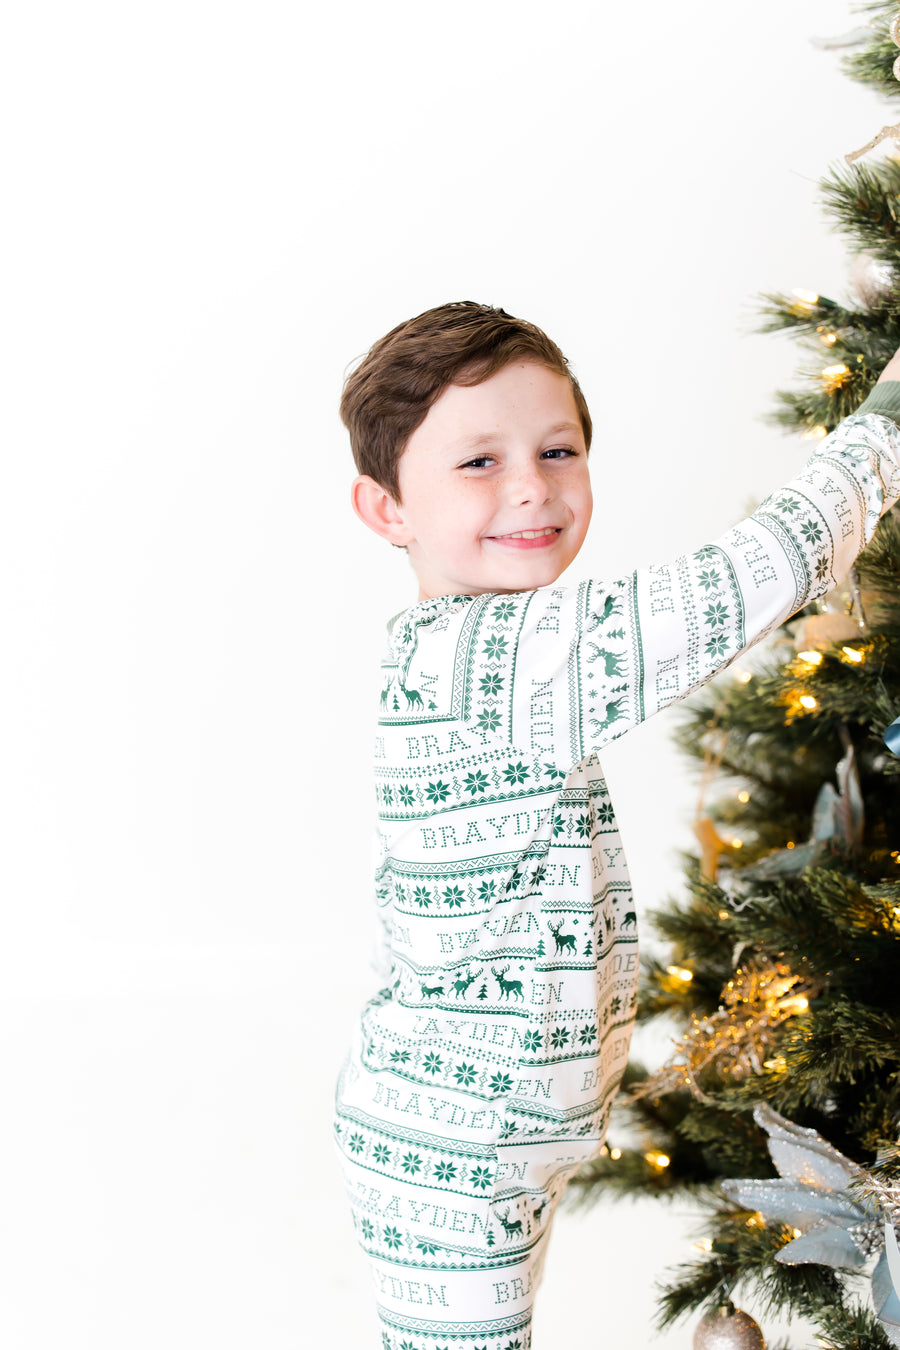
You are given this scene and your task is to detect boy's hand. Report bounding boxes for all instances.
[877,347,900,384]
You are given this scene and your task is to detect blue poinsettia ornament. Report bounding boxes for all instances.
[721,1104,900,1346]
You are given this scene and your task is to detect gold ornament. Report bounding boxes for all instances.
[693,1303,766,1350]
[631,958,821,1105]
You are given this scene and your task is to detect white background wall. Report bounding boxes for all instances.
[2,1,889,1345]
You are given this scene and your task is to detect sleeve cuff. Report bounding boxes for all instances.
[856,381,900,419]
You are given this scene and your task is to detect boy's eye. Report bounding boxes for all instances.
[541,447,577,460]
[460,455,495,469]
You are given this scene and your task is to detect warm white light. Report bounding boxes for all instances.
[738,791,750,804]
[841,646,864,663]
[799,695,817,709]
[736,669,753,683]
[793,1227,803,1238]
[694,1238,713,1252]
[792,288,819,305]
[820,332,837,346]
[802,425,828,440]
[822,363,849,378]
[797,650,823,665]
[609,1147,621,1160]
[667,965,693,982]
[732,838,743,849]
[645,1151,670,1169]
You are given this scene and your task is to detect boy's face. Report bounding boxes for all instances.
[388,361,593,600]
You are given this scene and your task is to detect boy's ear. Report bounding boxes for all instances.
[350,475,413,547]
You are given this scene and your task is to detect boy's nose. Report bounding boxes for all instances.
[507,464,552,506]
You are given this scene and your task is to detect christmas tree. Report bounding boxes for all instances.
[570,9,900,1349]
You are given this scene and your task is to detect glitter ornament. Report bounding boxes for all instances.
[693,1302,766,1350]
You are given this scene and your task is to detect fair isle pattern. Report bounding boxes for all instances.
[334,412,900,1348]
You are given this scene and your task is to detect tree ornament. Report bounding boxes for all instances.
[850,250,897,308]
[693,1302,766,1350]
[845,10,900,162]
[721,1104,900,1346]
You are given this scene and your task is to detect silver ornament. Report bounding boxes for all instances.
[850,251,897,308]
[693,1304,766,1350]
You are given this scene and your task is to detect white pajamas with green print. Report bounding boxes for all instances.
[333,408,900,1350]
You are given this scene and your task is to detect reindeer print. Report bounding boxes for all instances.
[548,919,577,956]
[491,965,524,1001]
[586,645,626,677]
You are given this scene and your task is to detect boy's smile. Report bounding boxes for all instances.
[352,361,593,600]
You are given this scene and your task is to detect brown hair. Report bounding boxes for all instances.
[339,301,592,500]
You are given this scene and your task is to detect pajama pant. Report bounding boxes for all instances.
[333,1015,610,1349]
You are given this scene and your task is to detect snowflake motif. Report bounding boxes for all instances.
[360,1218,374,1241]
[574,812,592,839]
[398,784,415,806]
[477,880,497,902]
[434,1159,457,1183]
[422,1052,444,1075]
[610,995,622,1014]
[401,1151,423,1176]
[463,770,490,794]
[398,1340,418,1350]
[503,1338,523,1349]
[470,1165,493,1191]
[453,1062,477,1087]
[412,886,432,908]
[551,813,567,838]
[483,634,509,660]
[502,760,530,787]
[543,763,566,782]
[499,1121,518,1139]
[522,1030,542,1053]
[504,867,522,893]
[697,567,721,592]
[595,802,614,825]
[704,632,729,660]
[778,494,802,516]
[489,1071,513,1094]
[347,1132,365,1154]
[381,784,393,806]
[578,1023,597,1046]
[372,1144,391,1166]
[550,1026,571,1050]
[442,885,465,909]
[476,708,501,733]
[389,1049,411,1064]
[703,600,729,627]
[425,780,451,805]
[382,1335,391,1350]
[416,1239,440,1255]
[479,672,504,697]
[801,518,824,546]
[531,863,547,886]
[383,1225,403,1250]
[815,556,830,582]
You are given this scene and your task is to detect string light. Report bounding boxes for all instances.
[718,909,729,921]
[694,1238,713,1252]
[792,1227,803,1238]
[799,695,818,710]
[840,645,864,663]
[787,841,795,849]
[746,1213,765,1228]
[645,1151,670,1169]
[821,363,850,392]
[791,288,819,311]
[735,668,753,683]
[737,791,750,803]
[802,425,828,440]
[667,965,693,983]
[797,650,823,665]
[732,838,743,849]
[609,1147,622,1160]
[818,330,838,347]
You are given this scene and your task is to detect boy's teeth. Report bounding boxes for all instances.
[506,528,556,539]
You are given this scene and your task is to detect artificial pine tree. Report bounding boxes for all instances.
[570,8,900,1348]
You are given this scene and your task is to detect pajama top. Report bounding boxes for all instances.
[333,393,900,1346]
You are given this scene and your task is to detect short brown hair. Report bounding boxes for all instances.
[339,301,592,500]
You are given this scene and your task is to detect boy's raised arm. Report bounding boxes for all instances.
[496,393,900,769]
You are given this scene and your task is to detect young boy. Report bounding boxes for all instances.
[333,301,900,1350]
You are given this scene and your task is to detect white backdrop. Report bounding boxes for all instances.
[2,1,887,1345]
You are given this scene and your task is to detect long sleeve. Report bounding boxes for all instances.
[434,406,900,772]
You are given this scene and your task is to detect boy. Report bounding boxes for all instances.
[333,301,900,1349]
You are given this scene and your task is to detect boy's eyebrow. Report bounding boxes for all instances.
[451,421,583,451]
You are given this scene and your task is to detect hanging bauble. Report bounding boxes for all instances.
[850,251,897,308]
[693,1302,766,1350]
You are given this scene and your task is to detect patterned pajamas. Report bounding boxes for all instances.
[334,410,900,1349]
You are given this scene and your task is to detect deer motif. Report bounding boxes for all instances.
[379,685,391,710]
[451,966,481,998]
[420,982,444,998]
[491,964,524,1001]
[622,911,636,929]
[588,695,626,739]
[532,1200,547,1228]
[497,1207,523,1242]
[586,594,622,631]
[548,919,577,955]
[403,687,424,709]
[586,645,626,677]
